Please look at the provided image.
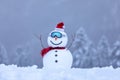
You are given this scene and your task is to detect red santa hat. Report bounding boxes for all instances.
[55,22,65,31]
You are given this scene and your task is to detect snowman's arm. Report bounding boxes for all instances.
[33,34,45,48]
[39,35,45,48]
[67,33,75,49]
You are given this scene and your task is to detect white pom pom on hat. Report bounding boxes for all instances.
[55,22,65,31]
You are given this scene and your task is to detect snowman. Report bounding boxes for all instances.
[41,22,73,69]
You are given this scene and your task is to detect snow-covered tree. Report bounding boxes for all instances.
[89,44,99,67]
[110,41,120,68]
[0,43,9,65]
[97,36,111,67]
[14,38,42,67]
[71,27,97,68]
[23,39,43,68]
[14,45,30,67]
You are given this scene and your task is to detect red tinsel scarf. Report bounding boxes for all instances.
[41,47,65,57]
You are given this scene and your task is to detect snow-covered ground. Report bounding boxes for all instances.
[0,64,120,80]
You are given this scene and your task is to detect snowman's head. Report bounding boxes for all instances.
[47,22,68,47]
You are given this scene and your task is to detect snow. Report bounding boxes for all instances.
[0,64,120,80]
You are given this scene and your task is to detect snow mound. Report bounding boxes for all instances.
[0,64,120,80]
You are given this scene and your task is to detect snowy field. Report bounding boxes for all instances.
[0,64,120,80]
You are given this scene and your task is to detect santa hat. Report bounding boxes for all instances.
[55,22,65,31]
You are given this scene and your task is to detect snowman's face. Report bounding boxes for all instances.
[48,30,68,47]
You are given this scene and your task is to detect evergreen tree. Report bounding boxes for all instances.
[97,36,110,67]
[15,45,32,67]
[14,39,42,67]
[72,27,96,68]
[89,44,99,67]
[110,41,120,68]
[0,43,9,65]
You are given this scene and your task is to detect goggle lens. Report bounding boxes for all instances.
[51,32,62,38]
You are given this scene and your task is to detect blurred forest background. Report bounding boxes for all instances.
[0,0,120,68]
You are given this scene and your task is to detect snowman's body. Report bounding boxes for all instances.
[43,49,73,69]
[42,22,73,69]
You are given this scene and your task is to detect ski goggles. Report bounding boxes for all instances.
[51,32,63,38]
